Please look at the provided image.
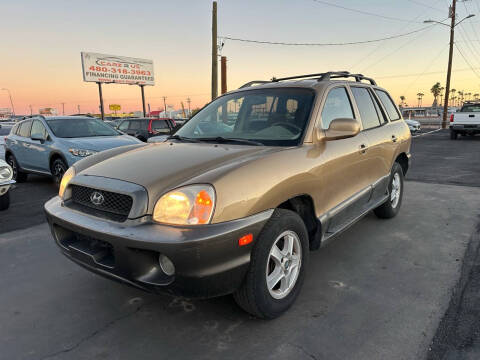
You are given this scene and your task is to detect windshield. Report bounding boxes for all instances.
[46,118,120,138]
[460,104,480,112]
[175,88,315,146]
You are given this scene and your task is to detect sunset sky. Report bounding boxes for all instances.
[2,0,480,115]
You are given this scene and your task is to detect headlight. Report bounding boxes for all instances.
[153,185,215,225]
[59,167,75,198]
[69,148,97,157]
[0,166,13,181]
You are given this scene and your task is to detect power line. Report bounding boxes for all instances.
[360,24,440,72]
[405,0,444,12]
[310,0,423,23]
[350,6,436,70]
[376,66,480,79]
[221,25,434,47]
[454,42,480,80]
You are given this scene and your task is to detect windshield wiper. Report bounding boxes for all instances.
[167,135,201,143]
[196,136,263,146]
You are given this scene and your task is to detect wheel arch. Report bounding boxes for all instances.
[394,152,409,176]
[48,151,69,172]
[277,194,322,250]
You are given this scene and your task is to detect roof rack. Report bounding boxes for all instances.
[239,80,271,89]
[238,71,377,89]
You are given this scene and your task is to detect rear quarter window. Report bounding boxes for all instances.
[375,90,401,121]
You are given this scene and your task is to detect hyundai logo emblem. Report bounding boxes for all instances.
[90,191,105,206]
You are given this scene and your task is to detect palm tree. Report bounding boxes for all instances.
[439,86,445,106]
[430,82,442,107]
[399,95,406,107]
[450,89,456,106]
[417,92,425,107]
[458,91,464,107]
[466,92,472,101]
[474,93,479,100]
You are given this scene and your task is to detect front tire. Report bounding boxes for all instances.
[51,158,67,187]
[0,191,10,211]
[234,209,309,319]
[374,162,404,219]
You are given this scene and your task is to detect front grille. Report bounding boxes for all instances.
[69,185,133,221]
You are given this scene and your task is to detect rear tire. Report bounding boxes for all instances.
[0,191,10,211]
[233,209,309,319]
[450,130,458,140]
[6,154,28,183]
[374,162,404,219]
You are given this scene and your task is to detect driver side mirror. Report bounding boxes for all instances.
[31,133,47,143]
[315,118,360,142]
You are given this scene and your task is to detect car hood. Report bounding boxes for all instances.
[405,119,420,126]
[80,142,284,199]
[60,135,141,152]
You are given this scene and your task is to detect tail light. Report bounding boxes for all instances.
[450,114,454,122]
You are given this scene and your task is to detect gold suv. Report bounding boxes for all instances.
[45,71,411,319]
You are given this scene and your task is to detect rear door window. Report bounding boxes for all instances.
[321,87,355,129]
[18,120,32,138]
[118,121,129,131]
[129,121,141,130]
[351,87,382,130]
[151,120,168,130]
[375,90,401,121]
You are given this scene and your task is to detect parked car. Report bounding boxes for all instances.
[45,71,411,319]
[0,159,15,210]
[450,101,480,139]
[117,118,176,141]
[4,116,142,186]
[405,119,421,133]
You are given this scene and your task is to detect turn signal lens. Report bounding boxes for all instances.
[59,166,75,198]
[238,234,253,246]
[153,185,215,225]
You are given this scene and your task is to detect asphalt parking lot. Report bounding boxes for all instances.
[1,130,479,360]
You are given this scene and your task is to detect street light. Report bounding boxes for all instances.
[1,88,15,116]
[424,6,475,129]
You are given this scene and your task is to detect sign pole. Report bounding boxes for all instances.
[140,85,146,117]
[97,82,105,120]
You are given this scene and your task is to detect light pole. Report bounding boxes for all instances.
[1,88,15,116]
[424,2,475,129]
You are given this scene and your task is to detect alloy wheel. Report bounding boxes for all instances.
[266,230,302,300]
[390,173,401,208]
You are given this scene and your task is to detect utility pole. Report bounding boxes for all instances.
[221,56,227,94]
[186,97,191,117]
[163,96,167,117]
[77,105,81,114]
[443,0,456,129]
[139,85,146,117]
[61,102,65,115]
[211,1,218,100]
[97,82,105,120]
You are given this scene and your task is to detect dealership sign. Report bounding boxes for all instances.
[81,52,154,86]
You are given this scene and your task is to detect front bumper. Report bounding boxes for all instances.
[0,179,15,196]
[45,196,272,298]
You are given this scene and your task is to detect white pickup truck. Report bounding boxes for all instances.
[450,102,480,139]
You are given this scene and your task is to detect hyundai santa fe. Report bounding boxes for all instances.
[45,71,411,319]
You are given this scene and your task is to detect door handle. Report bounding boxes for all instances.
[391,135,398,143]
[359,144,368,154]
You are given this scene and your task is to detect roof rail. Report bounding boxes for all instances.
[238,71,377,89]
[239,80,271,89]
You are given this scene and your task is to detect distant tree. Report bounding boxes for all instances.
[399,95,406,107]
[474,93,479,100]
[439,86,445,106]
[190,108,201,118]
[430,82,442,106]
[458,91,464,106]
[417,92,425,107]
[450,89,456,106]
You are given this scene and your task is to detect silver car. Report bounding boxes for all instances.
[0,159,15,210]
